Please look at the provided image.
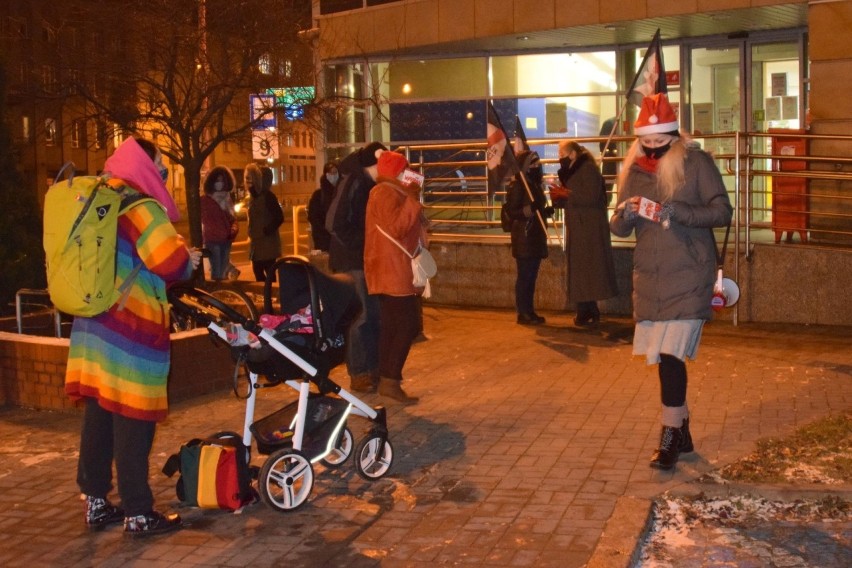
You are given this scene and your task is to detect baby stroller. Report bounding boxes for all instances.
[168,256,393,512]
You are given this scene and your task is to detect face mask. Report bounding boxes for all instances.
[326,173,339,185]
[154,153,168,182]
[559,156,572,170]
[526,167,543,186]
[213,180,225,192]
[642,143,672,160]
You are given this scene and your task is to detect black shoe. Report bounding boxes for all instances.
[679,417,694,454]
[124,511,182,538]
[649,425,683,470]
[85,496,125,532]
[517,313,545,326]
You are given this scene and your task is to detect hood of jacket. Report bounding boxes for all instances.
[104,138,180,221]
[203,166,237,195]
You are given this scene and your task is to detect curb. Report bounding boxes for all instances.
[586,495,654,568]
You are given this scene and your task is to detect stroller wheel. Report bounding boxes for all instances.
[354,434,394,480]
[321,427,353,469]
[258,449,314,512]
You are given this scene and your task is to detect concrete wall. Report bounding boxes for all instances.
[3,240,847,411]
[0,329,238,412]
[424,239,852,327]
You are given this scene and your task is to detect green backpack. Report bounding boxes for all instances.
[43,162,154,317]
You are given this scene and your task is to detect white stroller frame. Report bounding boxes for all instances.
[168,264,393,512]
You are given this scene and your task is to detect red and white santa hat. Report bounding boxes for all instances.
[634,93,679,136]
[377,150,409,179]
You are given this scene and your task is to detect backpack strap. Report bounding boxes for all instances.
[107,178,159,311]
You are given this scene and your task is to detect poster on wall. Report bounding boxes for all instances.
[782,96,799,120]
[545,102,568,134]
[765,97,782,121]
[693,103,714,135]
[771,73,787,97]
[717,107,735,132]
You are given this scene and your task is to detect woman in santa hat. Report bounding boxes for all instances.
[610,93,733,470]
[364,151,430,404]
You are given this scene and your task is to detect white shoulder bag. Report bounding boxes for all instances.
[375,224,437,298]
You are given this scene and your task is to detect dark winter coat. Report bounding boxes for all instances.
[308,176,335,252]
[555,153,618,304]
[506,173,550,259]
[247,170,283,262]
[326,149,378,273]
[610,148,733,322]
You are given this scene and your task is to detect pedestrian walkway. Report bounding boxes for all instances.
[0,306,849,567]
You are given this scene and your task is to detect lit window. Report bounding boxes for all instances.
[259,54,271,75]
[113,124,124,148]
[45,118,57,146]
[71,120,84,148]
[22,116,30,141]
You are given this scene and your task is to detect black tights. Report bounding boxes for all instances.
[659,353,687,407]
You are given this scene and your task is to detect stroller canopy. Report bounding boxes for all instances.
[265,258,360,340]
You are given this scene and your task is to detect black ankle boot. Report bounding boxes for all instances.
[650,425,683,470]
[679,418,694,454]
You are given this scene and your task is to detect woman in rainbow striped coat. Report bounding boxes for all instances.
[65,137,199,537]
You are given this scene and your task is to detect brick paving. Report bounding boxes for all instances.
[0,306,850,567]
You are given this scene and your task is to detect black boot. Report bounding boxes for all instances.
[574,302,596,326]
[650,425,683,470]
[679,417,694,454]
[517,313,545,325]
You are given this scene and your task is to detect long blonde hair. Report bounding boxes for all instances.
[617,134,690,203]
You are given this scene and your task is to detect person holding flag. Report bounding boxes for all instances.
[610,32,732,470]
[505,150,554,325]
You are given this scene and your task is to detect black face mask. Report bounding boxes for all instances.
[525,167,543,187]
[641,143,672,160]
[559,157,572,170]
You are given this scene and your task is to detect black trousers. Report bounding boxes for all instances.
[77,398,156,516]
[252,259,277,283]
[377,294,420,381]
[515,257,542,316]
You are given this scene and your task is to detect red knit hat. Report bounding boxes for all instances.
[634,93,679,136]
[377,151,408,178]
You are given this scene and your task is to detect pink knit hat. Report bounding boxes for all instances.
[634,93,679,136]
[377,151,408,178]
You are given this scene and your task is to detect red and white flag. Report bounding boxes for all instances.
[627,29,667,106]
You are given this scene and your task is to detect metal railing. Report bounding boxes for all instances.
[292,133,852,259]
[392,132,852,252]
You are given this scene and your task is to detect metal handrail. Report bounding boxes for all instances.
[292,133,852,256]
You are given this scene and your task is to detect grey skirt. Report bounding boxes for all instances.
[633,319,705,365]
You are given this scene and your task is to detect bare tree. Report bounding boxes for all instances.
[51,0,313,246]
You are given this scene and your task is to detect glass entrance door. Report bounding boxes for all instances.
[688,37,803,230]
